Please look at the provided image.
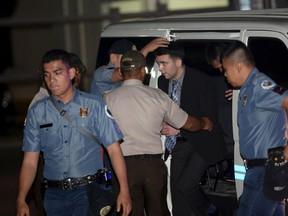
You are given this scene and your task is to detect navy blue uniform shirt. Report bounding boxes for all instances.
[238,68,288,159]
[23,89,123,180]
[91,63,122,97]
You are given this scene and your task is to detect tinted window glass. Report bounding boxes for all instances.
[95,37,159,85]
[95,37,157,70]
[248,37,288,87]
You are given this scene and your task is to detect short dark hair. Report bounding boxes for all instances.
[108,39,136,55]
[69,52,86,74]
[154,42,185,60]
[205,43,227,64]
[41,49,70,68]
[220,40,255,66]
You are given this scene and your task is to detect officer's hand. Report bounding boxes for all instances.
[161,122,180,136]
[201,117,213,131]
[16,200,30,216]
[141,37,170,57]
[116,190,132,216]
[225,89,233,101]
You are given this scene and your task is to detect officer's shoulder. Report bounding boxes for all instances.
[29,96,50,111]
[254,72,276,90]
[79,91,104,104]
[254,71,270,81]
[146,85,169,97]
[79,91,99,99]
[95,64,114,72]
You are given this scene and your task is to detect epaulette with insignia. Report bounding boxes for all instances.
[273,86,287,95]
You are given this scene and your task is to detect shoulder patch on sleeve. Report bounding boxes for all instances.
[113,122,122,134]
[261,80,275,90]
[273,86,287,95]
[105,105,114,119]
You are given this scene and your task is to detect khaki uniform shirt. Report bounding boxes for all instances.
[105,79,188,156]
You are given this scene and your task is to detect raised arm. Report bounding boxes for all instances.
[140,37,170,57]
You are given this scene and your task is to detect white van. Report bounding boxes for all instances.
[95,8,288,207]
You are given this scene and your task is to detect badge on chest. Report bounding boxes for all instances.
[80,107,88,117]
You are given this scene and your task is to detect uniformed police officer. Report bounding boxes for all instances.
[16,49,131,216]
[26,52,88,216]
[90,38,169,98]
[221,41,288,216]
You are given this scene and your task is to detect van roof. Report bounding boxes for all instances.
[101,8,288,37]
[145,8,288,20]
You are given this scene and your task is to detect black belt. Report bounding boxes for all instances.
[44,175,97,190]
[176,136,187,142]
[125,154,162,160]
[163,137,188,161]
[244,158,268,170]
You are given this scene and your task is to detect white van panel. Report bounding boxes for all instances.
[101,28,169,38]
[171,32,240,40]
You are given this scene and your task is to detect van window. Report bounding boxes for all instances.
[248,37,288,87]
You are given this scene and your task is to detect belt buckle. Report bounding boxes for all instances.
[243,159,248,170]
[61,178,73,190]
[86,175,95,184]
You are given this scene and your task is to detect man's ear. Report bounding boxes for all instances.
[235,61,243,73]
[118,68,123,77]
[176,58,182,67]
[69,67,76,80]
[140,67,146,80]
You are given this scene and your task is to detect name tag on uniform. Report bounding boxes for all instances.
[40,123,53,128]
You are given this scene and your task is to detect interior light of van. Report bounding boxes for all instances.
[229,33,240,38]
[234,165,246,181]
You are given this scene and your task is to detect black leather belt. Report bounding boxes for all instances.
[125,154,162,160]
[44,174,97,190]
[244,158,268,170]
[176,136,187,142]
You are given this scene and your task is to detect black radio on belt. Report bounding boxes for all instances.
[96,168,112,187]
[267,146,286,167]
